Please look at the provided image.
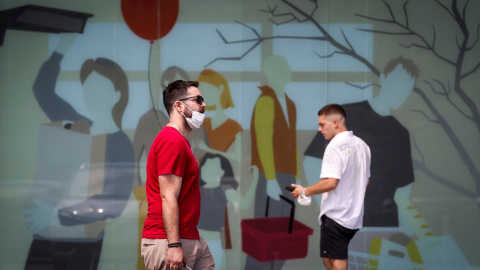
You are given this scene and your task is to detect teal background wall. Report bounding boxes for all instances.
[1,0,479,269]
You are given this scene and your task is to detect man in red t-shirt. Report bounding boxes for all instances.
[141,80,214,270]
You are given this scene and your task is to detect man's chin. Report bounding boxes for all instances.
[182,118,192,131]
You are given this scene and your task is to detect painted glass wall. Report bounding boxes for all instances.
[1,0,479,269]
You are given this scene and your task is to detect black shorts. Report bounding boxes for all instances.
[320,215,358,259]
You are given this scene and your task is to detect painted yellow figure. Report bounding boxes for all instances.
[244,55,300,270]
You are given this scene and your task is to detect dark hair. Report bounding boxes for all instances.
[80,58,128,129]
[383,56,420,78]
[163,80,199,115]
[318,104,346,119]
[199,153,239,190]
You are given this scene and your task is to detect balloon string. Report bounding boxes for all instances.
[148,41,163,129]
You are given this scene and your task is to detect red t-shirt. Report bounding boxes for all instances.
[142,126,200,239]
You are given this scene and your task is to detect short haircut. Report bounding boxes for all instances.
[80,58,128,129]
[383,56,420,78]
[318,104,347,119]
[163,80,199,115]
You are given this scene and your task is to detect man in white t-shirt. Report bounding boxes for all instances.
[290,104,371,270]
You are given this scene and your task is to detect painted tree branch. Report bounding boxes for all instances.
[204,21,327,67]
[424,79,473,121]
[356,3,456,66]
[356,0,480,196]
[208,0,480,205]
[412,136,477,200]
[314,50,346,59]
[447,0,480,133]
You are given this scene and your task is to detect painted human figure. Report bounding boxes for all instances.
[304,57,419,226]
[194,69,243,162]
[198,153,258,269]
[192,69,244,268]
[245,55,299,270]
[23,34,134,270]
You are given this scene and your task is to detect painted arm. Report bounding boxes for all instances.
[226,165,259,209]
[32,34,89,123]
[196,132,242,162]
[132,116,148,189]
[254,97,275,180]
[58,133,134,225]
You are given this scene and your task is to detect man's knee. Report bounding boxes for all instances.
[322,258,332,269]
[331,258,348,270]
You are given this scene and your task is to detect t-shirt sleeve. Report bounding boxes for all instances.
[319,146,342,180]
[156,141,188,177]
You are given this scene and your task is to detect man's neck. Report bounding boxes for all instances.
[168,118,191,139]
[335,126,348,136]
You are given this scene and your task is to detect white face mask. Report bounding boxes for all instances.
[181,102,205,129]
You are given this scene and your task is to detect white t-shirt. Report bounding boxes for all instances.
[318,131,371,230]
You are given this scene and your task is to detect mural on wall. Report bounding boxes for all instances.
[0,4,92,46]
[306,56,419,227]
[131,65,191,270]
[198,153,258,269]
[208,0,479,268]
[0,0,479,269]
[194,69,245,267]
[246,55,302,269]
[23,27,134,270]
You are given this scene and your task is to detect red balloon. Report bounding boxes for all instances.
[121,0,179,42]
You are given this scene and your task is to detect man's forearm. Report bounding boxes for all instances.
[162,197,180,243]
[305,178,339,196]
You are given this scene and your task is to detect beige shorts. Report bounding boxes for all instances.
[141,237,215,270]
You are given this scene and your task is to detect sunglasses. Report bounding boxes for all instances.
[178,95,204,104]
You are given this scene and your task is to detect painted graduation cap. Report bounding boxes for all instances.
[0,4,93,46]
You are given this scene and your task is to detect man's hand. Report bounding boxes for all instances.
[289,184,304,198]
[267,179,282,201]
[166,247,186,270]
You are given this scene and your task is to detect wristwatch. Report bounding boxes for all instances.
[301,187,307,197]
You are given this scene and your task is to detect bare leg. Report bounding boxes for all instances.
[331,259,348,270]
[322,258,333,270]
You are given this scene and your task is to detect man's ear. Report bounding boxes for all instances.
[173,101,182,113]
[332,119,339,128]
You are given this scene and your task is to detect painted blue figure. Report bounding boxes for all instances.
[23,34,134,270]
[304,57,419,227]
